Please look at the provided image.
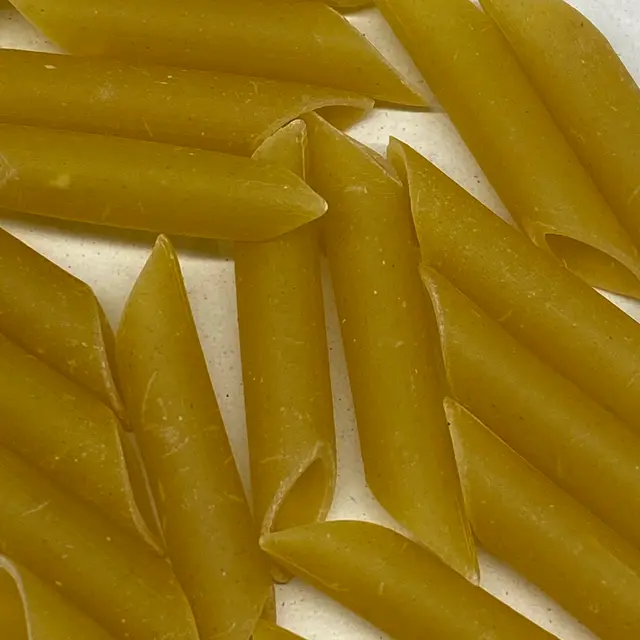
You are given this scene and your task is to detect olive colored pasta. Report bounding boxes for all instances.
[447,399,640,640]
[236,121,336,583]
[0,123,326,241]
[0,444,198,640]
[482,0,640,249]
[117,235,273,640]
[389,138,640,435]
[423,267,640,551]
[0,226,121,415]
[304,114,476,581]
[0,48,372,156]
[262,521,555,639]
[9,0,425,106]
[376,0,640,297]
[0,331,160,551]
[0,556,116,640]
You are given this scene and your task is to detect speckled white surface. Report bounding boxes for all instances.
[0,2,638,639]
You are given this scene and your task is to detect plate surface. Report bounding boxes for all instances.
[1,2,638,638]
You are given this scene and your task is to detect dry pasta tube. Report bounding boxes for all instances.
[0,444,198,640]
[262,521,555,640]
[0,556,116,640]
[236,121,336,583]
[376,0,640,298]
[0,123,326,242]
[304,113,476,580]
[0,226,121,416]
[0,331,160,551]
[116,235,273,640]
[0,48,372,156]
[253,621,306,640]
[9,0,426,107]
[424,267,640,551]
[447,399,640,640]
[481,0,640,249]
[388,138,640,435]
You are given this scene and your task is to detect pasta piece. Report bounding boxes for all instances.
[9,0,426,106]
[0,48,372,156]
[253,620,305,640]
[0,123,325,241]
[116,235,273,640]
[447,400,640,640]
[262,521,554,639]
[389,138,640,435]
[375,0,640,297]
[0,444,198,640]
[481,0,640,249]
[305,114,476,580]
[0,556,115,640]
[424,267,640,550]
[0,332,160,551]
[0,226,122,416]
[236,121,336,583]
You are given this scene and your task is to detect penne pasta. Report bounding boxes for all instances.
[389,138,640,435]
[236,121,336,583]
[116,235,273,640]
[447,399,640,640]
[424,267,640,551]
[376,0,640,298]
[0,556,116,640]
[0,226,122,416]
[0,123,326,241]
[304,114,476,581]
[481,0,640,250]
[0,444,198,640]
[261,521,555,639]
[0,331,160,551]
[0,48,372,156]
[9,0,426,106]
[253,620,306,640]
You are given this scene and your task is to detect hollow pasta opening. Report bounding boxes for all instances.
[272,456,332,535]
[545,233,640,299]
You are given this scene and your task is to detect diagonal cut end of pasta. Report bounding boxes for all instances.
[538,231,640,299]
[251,93,374,156]
[241,120,338,584]
[0,227,124,418]
[304,114,478,584]
[261,521,555,639]
[0,556,116,640]
[253,619,306,640]
[118,234,273,640]
[0,331,162,553]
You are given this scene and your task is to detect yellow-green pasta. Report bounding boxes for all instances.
[0,331,160,551]
[376,0,640,298]
[9,0,426,106]
[0,444,198,640]
[305,113,476,581]
[0,226,122,415]
[253,620,306,640]
[0,124,325,241]
[0,556,116,640]
[116,235,273,640]
[389,138,640,435]
[236,121,336,583]
[262,521,554,639]
[482,0,640,249]
[424,267,640,551]
[447,399,640,640]
[0,48,372,156]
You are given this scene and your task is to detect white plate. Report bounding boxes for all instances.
[1,2,638,638]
